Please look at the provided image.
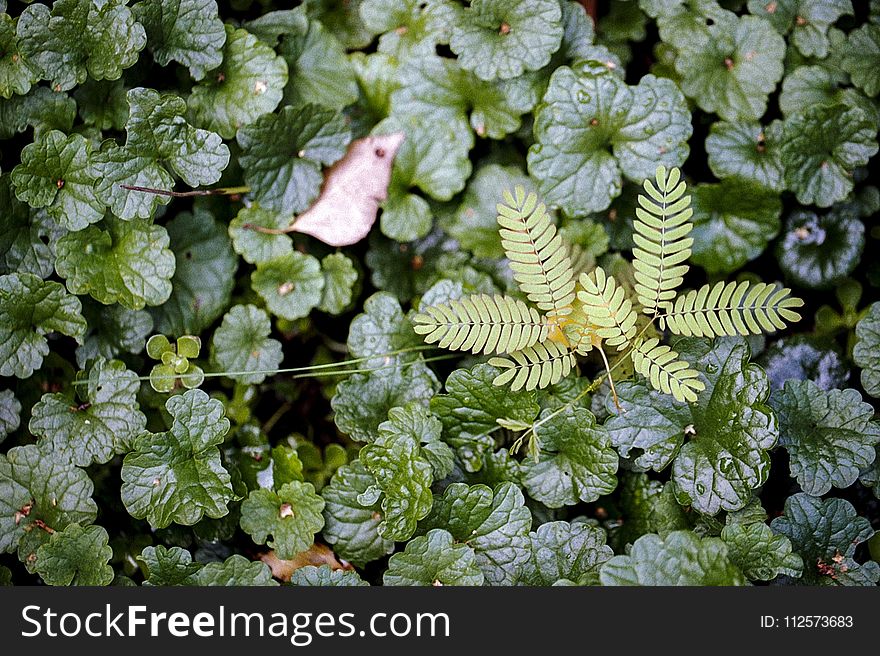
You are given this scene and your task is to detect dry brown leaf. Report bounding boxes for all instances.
[289,132,405,246]
[259,543,353,582]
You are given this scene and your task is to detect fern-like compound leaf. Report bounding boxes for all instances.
[631,337,704,404]
[576,267,638,351]
[632,165,693,315]
[413,294,549,355]
[488,340,577,392]
[662,281,803,338]
[497,186,576,316]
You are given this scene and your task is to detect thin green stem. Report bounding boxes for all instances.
[119,184,251,198]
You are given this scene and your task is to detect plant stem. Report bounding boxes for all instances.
[119,184,251,197]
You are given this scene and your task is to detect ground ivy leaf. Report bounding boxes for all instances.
[319,253,358,315]
[305,0,374,50]
[121,389,234,529]
[212,304,283,385]
[194,555,277,586]
[16,0,146,91]
[383,528,484,586]
[854,302,880,397]
[519,521,613,586]
[11,130,104,231]
[55,215,175,310]
[252,251,324,321]
[0,14,37,98]
[528,66,691,215]
[705,120,784,191]
[360,0,454,58]
[237,104,350,214]
[138,545,201,585]
[0,272,85,379]
[188,25,288,139]
[240,481,325,559]
[432,364,540,472]
[748,0,852,58]
[600,530,748,585]
[779,65,876,122]
[0,443,97,559]
[321,459,394,566]
[35,524,113,586]
[839,23,880,97]
[449,0,563,81]
[721,512,803,582]
[73,79,129,131]
[0,86,76,141]
[610,474,690,550]
[289,564,369,587]
[522,407,618,508]
[422,482,531,586]
[30,358,146,467]
[1,176,65,280]
[780,104,878,208]
[770,493,880,586]
[134,0,226,80]
[76,301,153,368]
[380,403,453,480]
[152,208,236,335]
[689,178,782,276]
[770,380,880,496]
[229,205,293,265]
[0,390,21,443]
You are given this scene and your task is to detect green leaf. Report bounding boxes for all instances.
[600,530,748,585]
[384,528,484,586]
[252,251,324,321]
[121,389,234,529]
[76,301,153,368]
[0,14,37,98]
[188,25,288,139]
[360,0,453,58]
[0,86,76,140]
[0,272,85,379]
[609,474,690,550]
[377,402,453,480]
[134,0,226,80]
[211,304,283,385]
[321,460,394,566]
[605,337,777,515]
[151,208,237,334]
[854,302,880,397]
[770,380,880,495]
[705,120,784,191]
[779,65,878,122]
[289,564,369,586]
[55,215,175,310]
[305,0,373,50]
[319,253,359,315]
[138,545,201,585]
[521,407,618,508]
[0,175,65,280]
[421,482,531,585]
[11,130,104,231]
[780,104,878,207]
[237,104,350,214]
[519,521,613,586]
[73,79,129,131]
[689,178,782,276]
[748,0,853,58]
[229,204,293,265]
[240,481,325,559]
[16,0,146,91]
[528,66,691,215]
[30,358,146,467]
[449,0,563,81]
[839,23,880,97]
[720,507,803,582]
[193,555,277,586]
[431,364,540,472]
[35,524,113,586]
[771,493,880,586]
[0,444,97,562]
[776,207,864,290]
[0,389,21,443]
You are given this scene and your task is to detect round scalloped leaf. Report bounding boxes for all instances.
[0,390,21,443]
[237,104,350,214]
[240,481,325,559]
[839,23,880,97]
[528,66,691,215]
[689,178,782,276]
[55,215,175,310]
[77,301,153,368]
[229,205,293,265]
[0,176,65,280]
[360,0,454,58]
[138,545,202,585]
[747,0,853,58]
[252,251,324,321]
[121,389,233,529]
[211,304,283,385]
[705,120,784,191]
[721,513,803,582]
[779,65,878,122]
[854,303,880,397]
[318,253,359,315]
[383,528,484,586]
[193,555,277,586]
[30,358,146,466]
[600,530,748,585]
[770,380,880,496]
[0,272,86,379]
[776,207,864,290]
[0,14,37,98]
[188,25,288,139]
[289,564,369,587]
[519,521,612,586]
[521,407,618,508]
[73,79,128,131]
[780,104,878,208]
[449,0,563,81]
[35,524,113,586]
[771,493,880,586]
